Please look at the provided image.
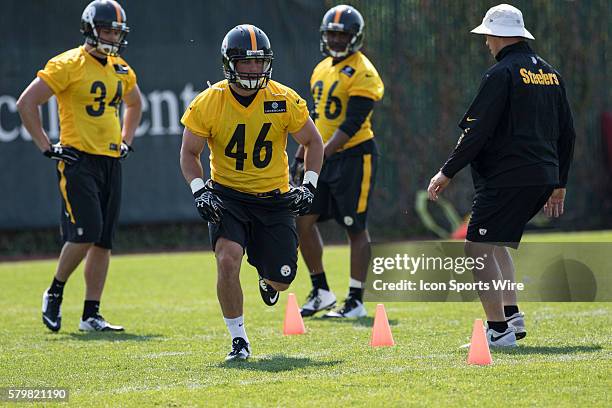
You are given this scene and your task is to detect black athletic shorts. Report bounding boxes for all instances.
[56,152,122,249]
[208,182,298,284]
[466,185,555,248]
[309,138,378,233]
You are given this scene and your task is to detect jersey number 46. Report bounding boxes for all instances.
[225,123,273,170]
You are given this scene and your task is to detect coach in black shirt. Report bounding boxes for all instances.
[427,4,576,347]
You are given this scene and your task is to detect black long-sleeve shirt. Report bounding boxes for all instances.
[441,41,576,189]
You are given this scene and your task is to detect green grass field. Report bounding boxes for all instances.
[1,231,611,407]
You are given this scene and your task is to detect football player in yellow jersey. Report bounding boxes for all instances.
[17,0,142,333]
[292,5,384,318]
[180,25,323,361]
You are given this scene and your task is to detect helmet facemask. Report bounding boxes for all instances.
[225,55,273,90]
[91,23,129,56]
[321,29,357,58]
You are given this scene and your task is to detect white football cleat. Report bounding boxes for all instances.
[506,312,526,340]
[79,315,124,332]
[300,288,336,317]
[487,326,517,347]
[323,296,367,318]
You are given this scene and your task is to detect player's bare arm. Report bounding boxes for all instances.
[291,117,324,175]
[16,78,55,152]
[121,84,143,146]
[179,127,206,184]
[323,128,350,158]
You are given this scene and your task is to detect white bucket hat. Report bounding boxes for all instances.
[471,4,535,40]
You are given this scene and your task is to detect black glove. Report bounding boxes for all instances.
[289,157,304,187]
[288,182,316,216]
[193,180,225,223]
[43,143,80,165]
[119,142,134,160]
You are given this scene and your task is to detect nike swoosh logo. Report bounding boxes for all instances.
[43,315,59,328]
[365,74,373,77]
[238,323,243,327]
[490,331,512,342]
[466,117,477,122]
[269,292,279,303]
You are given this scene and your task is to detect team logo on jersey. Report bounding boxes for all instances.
[264,100,287,113]
[340,65,356,77]
[109,143,119,151]
[479,228,487,236]
[113,64,129,74]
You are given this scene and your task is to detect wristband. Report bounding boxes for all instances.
[190,178,206,194]
[303,171,319,188]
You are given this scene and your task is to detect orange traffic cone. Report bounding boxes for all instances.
[467,319,492,365]
[370,304,394,347]
[283,293,306,335]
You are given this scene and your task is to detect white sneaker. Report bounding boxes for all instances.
[323,296,367,318]
[487,327,517,347]
[506,312,526,340]
[79,315,124,332]
[300,288,336,317]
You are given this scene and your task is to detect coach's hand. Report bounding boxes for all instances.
[193,179,225,223]
[119,142,134,160]
[427,171,451,201]
[43,143,80,165]
[289,157,304,187]
[544,188,566,217]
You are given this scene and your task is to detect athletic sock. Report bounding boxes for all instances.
[48,277,66,296]
[224,316,249,344]
[504,305,520,318]
[311,272,329,291]
[348,277,364,302]
[487,320,509,333]
[82,300,100,320]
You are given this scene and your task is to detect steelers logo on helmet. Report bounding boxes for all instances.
[80,0,130,57]
[320,4,364,58]
[221,24,274,90]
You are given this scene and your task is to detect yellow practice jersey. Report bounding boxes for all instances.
[37,46,137,157]
[310,51,384,150]
[181,80,309,194]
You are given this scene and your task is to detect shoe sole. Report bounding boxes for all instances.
[42,317,61,332]
[322,310,367,319]
[300,301,336,317]
[79,327,125,332]
[225,355,250,362]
